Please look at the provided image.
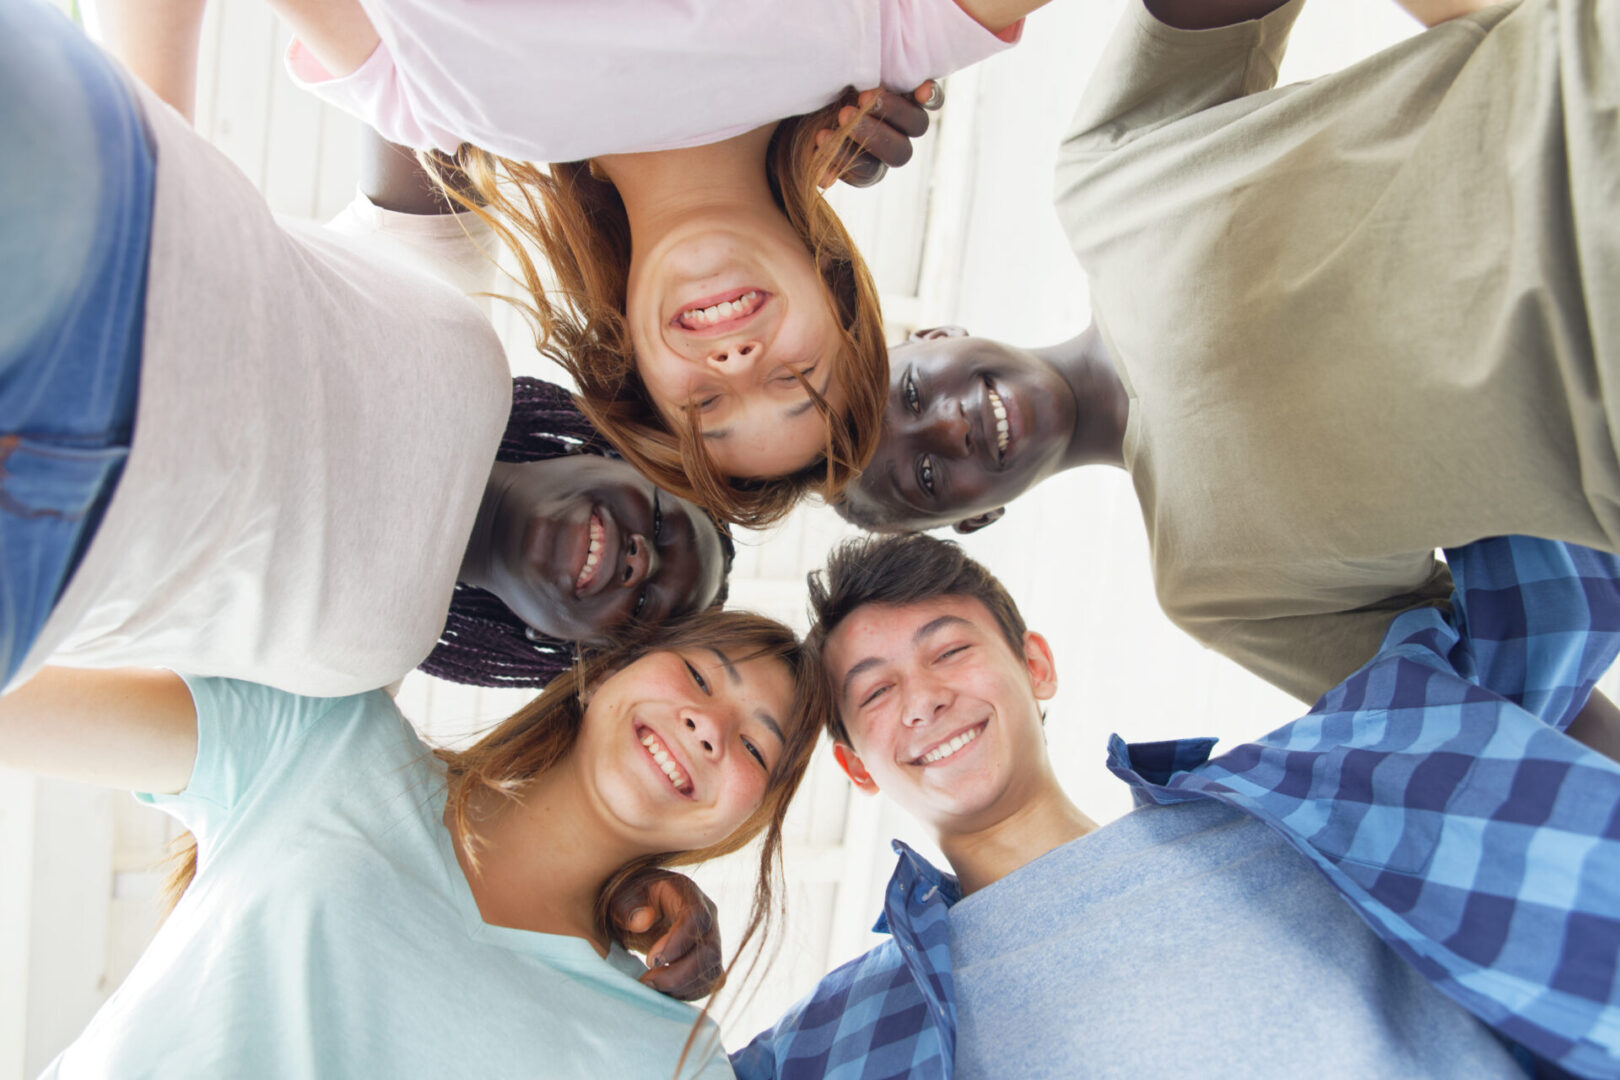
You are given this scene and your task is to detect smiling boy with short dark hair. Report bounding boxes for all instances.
[732,532,1620,1080]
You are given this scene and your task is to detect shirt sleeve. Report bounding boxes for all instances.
[1440,535,1620,729]
[135,676,343,843]
[1192,560,1457,705]
[878,0,1023,93]
[1057,0,1304,173]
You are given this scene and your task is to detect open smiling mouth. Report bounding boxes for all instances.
[637,724,695,796]
[672,289,767,333]
[913,721,988,766]
[575,512,606,593]
[984,379,1010,462]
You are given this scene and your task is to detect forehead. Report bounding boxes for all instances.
[824,595,1004,683]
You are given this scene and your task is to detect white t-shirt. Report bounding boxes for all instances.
[41,676,732,1079]
[9,80,512,698]
[285,0,1020,159]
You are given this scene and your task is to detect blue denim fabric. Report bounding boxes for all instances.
[0,0,153,685]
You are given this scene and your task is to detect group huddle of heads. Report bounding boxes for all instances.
[404,90,1053,975]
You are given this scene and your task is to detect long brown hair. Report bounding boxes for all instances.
[163,611,824,1019]
[422,97,889,529]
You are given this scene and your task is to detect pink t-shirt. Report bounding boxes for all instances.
[287,0,1020,159]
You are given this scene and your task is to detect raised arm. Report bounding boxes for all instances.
[266,0,379,79]
[83,0,208,121]
[0,668,197,794]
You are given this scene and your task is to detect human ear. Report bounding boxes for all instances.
[833,742,881,795]
[906,325,970,343]
[953,507,1006,534]
[1023,632,1059,701]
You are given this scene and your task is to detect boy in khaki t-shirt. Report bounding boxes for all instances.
[837,0,1620,713]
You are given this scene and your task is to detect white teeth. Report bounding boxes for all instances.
[639,730,691,792]
[987,386,1010,455]
[680,291,761,328]
[576,516,605,589]
[920,725,982,764]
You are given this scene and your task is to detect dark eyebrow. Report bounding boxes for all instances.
[706,647,741,685]
[754,710,784,745]
[840,615,975,702]
[914,615,972,643]
[839,656,886,704]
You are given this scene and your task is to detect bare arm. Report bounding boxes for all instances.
[1392,0,1501,26]
[0,668,198,794]
[953,0,1052,36]
[83,0,208,121]
[1144,0,1293,30]
[1567,690,1620,765]
[267,0,380,78]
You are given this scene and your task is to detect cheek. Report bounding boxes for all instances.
[721,767,770,826]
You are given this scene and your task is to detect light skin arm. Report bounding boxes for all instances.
[266,0,380,79]
[954,0,1052,35]
[1392,0,1501,25]
[83,0,208,121]
[0,668,198,794]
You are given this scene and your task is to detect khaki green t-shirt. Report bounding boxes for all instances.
[1054,0,1620,702]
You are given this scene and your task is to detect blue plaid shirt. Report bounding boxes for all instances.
[732,536,1620,1080]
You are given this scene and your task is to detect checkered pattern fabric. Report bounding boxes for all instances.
[1110,536,1620,1079]
[731,844,958,1080]
[734,536,1620,1080]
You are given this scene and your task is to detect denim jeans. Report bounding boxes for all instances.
[1,0,152,685]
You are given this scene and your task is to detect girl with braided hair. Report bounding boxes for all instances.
[0,5,727,699]
[425,377,735,689]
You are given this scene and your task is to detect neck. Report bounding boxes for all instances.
[595,125,780,241]
[1035,324,1129,473]
[445,765,640,953]
[937,777,1098,896]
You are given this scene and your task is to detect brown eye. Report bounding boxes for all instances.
[918,454,936,496]
[902,369,921,414]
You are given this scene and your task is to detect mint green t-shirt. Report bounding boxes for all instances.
[41,677,733,1080]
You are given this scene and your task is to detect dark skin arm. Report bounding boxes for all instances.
[1143,0,1293,30]
[1568,690,1620,764]
[1145,0,1496,31]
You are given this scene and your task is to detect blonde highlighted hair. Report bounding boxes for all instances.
[423,95,889,529]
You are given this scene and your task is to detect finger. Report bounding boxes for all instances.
[915,80,945,112]
[838,151,888,189]
[845,112,913,170]
[641,879,715,969]
[621,905,657,937]
[607,880,656,949]
[639,949,727,1002]
[856,89,930,139]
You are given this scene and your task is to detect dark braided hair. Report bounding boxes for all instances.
[419,377,736,688]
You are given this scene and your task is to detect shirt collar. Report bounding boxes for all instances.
[873,839,962,935]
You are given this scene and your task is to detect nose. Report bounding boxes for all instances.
[620,533,660,589]
[704,339,763,375]
[681,711,723,759]
[915,398,971,459]
[902,671,952,728]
